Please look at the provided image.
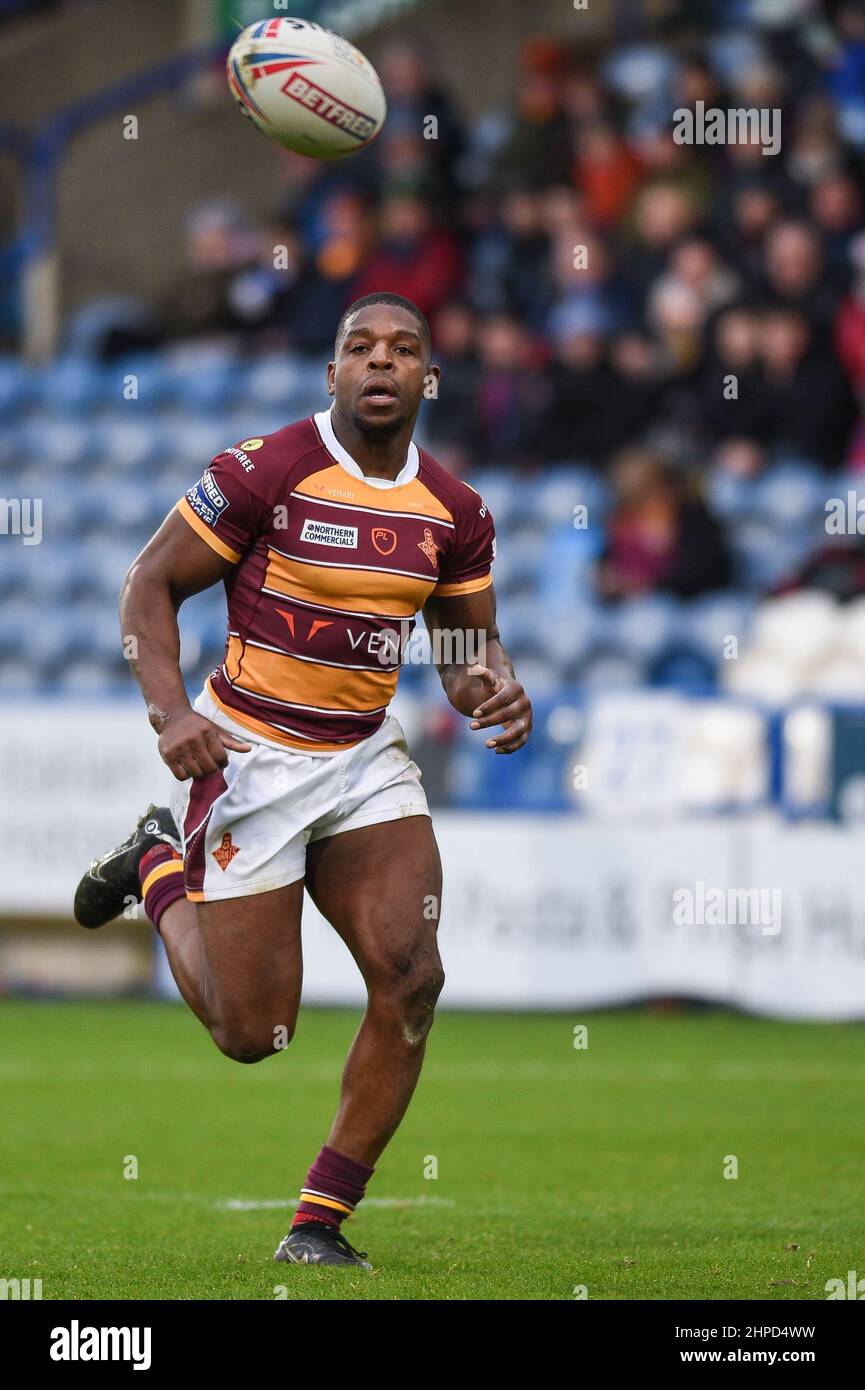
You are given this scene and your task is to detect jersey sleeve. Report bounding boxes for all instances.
[433,486,496,597]
[175,446,270,564]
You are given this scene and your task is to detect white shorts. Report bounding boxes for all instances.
[170,695,430,903]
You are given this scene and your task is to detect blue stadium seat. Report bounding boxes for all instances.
[103,353,174,409]
[0,357,35,419]
[753,460,827,528]
[36,357,107,415]
[535,522,605,614]
[493,530,545,595]
[17,418,90,470]
[610,594,683,664]
[88,417,160,473]
[69,544,135,601]
[707,469,759,524]
[0,601,33,657]
[685,590,755,664]
[55,662,125,696]
[18,544,79,604]
[469,474,520,533]
[170,359,242,414]
[731,520,813,590]
[530,465,611,530]
[576,647,646,691]
[496,594,548,660]
[649,644,718,692]
[0,545,26,599]
[243,354,325,411]
[536,597,605,672]
[0,658,43,696]
[149,418,231,472]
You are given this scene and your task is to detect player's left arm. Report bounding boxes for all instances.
[422,585,532,754]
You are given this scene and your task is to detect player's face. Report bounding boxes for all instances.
[329,307,435,435]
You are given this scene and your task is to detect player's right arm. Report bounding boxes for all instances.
[120,509,252,781]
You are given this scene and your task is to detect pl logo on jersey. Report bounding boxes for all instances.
[186,470,230,527]
[371,527,397,556]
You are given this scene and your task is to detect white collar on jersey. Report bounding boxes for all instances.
[314,405,420,489]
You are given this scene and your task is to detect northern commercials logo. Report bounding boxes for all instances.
[49,1320,151,1370]
[186,470,230,528]
[300,518,358,548]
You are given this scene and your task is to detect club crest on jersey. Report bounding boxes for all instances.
[417,527,439,567]
[186,469,229,527]
[300,518,358,548]
[213,833,240,871]
[371,527,397,556]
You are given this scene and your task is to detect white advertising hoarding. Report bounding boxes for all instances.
[2,703,865,1019]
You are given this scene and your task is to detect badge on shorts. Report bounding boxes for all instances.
[213,832,240,871]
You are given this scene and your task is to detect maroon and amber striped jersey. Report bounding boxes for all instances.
[175,408,495,752]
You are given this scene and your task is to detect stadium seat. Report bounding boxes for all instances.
[55,661,126,696]
[753,460,828,529]
[103,353,174,409]
[610,594,683,664]
[576,648,646,691]
[17,418,90,470]
[243,354,322,410]
[536,597,606,673]
[535,522,605,615]
[88,417,160,473]
[169,360,242,414]
[493,529,546,596]
[706,469,759,524]
[530,465,610,531]
[0,356,35,418]
[36,357,107,415]
[730,519,809,590]
[685,591,756,666]
[468,474,520,533]
[0,659,43,696]
[649,644,718,692]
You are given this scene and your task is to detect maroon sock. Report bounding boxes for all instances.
[139,843,186,932]
[292,1145,375,1232]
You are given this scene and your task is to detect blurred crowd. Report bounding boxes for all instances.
[64,3,865,605]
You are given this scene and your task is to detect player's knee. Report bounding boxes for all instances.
[380,956,445,1044]
[211,1019,292,1065]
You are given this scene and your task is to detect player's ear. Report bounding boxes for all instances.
[326,361,336,395]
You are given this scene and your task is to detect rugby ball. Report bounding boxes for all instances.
[226,16,386,159]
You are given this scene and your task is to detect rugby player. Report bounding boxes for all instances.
[73,292,532,1268]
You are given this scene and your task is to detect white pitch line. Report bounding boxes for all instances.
[217,1195,455,1212]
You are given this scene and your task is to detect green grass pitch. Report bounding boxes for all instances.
[1,1000,863,1300]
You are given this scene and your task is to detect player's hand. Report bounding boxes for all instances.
[157,709,252,781]
[467,664,532,754]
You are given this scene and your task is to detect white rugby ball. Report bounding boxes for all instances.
[226,16,386,159]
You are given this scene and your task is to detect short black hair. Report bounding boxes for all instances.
[334,292,432,363]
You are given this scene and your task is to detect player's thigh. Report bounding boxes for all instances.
[196,880,305,1047]
[305,816,443,989]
